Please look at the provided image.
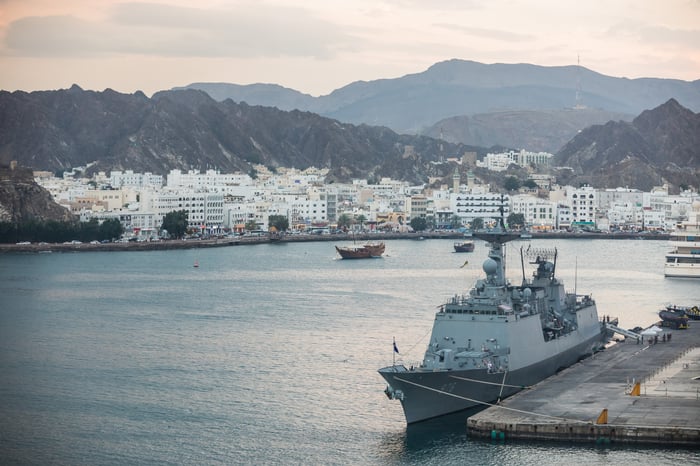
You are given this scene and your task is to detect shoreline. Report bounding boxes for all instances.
[0,231,670,253]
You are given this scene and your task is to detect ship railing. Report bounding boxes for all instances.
[442,306,513,316]
[572,293,595,309]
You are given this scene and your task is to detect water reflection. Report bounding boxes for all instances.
[377,409,480,464]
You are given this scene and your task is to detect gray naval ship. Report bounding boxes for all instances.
[379,228,613,424]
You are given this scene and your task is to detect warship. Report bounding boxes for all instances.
[378,225,613,424]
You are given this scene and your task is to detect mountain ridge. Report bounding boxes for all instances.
[180,59,700,134]
[0,87,476,184]
[554,99,700,191]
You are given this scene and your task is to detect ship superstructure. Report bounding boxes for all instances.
[665,200,700,278]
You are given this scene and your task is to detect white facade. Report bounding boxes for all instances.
[566,186,597,225]
[596,187,646,210]
[140,189,224,228]
[476,150,553,172]
[451,191,510,226]
[166,169,253,189]
[476,153,513,172]
[510,194,557,229]
[110,170,163,188]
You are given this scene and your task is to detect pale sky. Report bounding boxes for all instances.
[1,0,699,97]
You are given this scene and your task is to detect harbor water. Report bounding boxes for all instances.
[1,238,698,465]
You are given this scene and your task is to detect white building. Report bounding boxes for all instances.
[510,194,557,229]
[476,150,553,172]
[166,169,253,190]
[451,189,510,227]
[140,189,224,230]
[596,187,646,210]
[565,185,597,226]
[110,170,163,188]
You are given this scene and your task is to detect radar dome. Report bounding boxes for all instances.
[483,258,498,275]
[523,288,532,298]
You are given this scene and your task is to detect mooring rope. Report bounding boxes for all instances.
[392,375,591,423]
[449,374,531,389]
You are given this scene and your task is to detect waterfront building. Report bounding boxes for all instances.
[596,187,646,210]
[555,185,597,227]
[556,204,572,230]
[407,195,428,221]
[140,189,224,232]
[450,188,511,227]
[510,194,557,229]
[649,186,700,227]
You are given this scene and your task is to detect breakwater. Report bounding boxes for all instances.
[0,230,669,253]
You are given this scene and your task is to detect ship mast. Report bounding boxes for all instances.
[472,194,520,286]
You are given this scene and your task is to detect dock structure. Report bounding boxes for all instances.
[467,321,700,446]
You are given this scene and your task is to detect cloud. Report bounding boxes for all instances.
[637,25,700,48]
[607,20,700,50]
[2,2,358,59]
[434,23,534,42]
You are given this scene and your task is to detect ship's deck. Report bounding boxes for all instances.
[467,320,700,446]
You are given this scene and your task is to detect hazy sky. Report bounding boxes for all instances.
[1,0,699,96]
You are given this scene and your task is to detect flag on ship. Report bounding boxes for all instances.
[393,338,399,354]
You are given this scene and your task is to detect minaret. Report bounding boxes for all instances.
[466,170,475,189]
[452,167,460,193]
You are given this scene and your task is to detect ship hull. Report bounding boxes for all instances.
[664,264,700,278]
[379,332,604,424]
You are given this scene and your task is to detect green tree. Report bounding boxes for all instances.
[79,218,100,242]
[355,214,367,231]
[410,216,427,232]
[162,210,189,239]
[504,176,520,191]
[337,213,352,230]
[268,214,289,231]
[507,212,526,229]
[0,222,17,243]
[450,215,463,229]
[99,218,124,241]
[245,220,259,231]
[471,217,484,230]
[523,179,538,189]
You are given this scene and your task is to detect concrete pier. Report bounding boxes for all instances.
[467,321,700,446]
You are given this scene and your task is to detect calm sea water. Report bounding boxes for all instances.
[1,238,698,465]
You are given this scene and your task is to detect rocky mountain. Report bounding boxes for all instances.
[1,85,698,195]
[421,108,632,153]
[0,86,478,184]
[554,99,700,191]
[0,164,74,223]
[180,59,700,135]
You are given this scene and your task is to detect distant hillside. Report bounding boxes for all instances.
[422,108,632,153]
[180,59,700,135]
[554,99,700,191]
[0,86,479,184]
[1,86,698,194]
